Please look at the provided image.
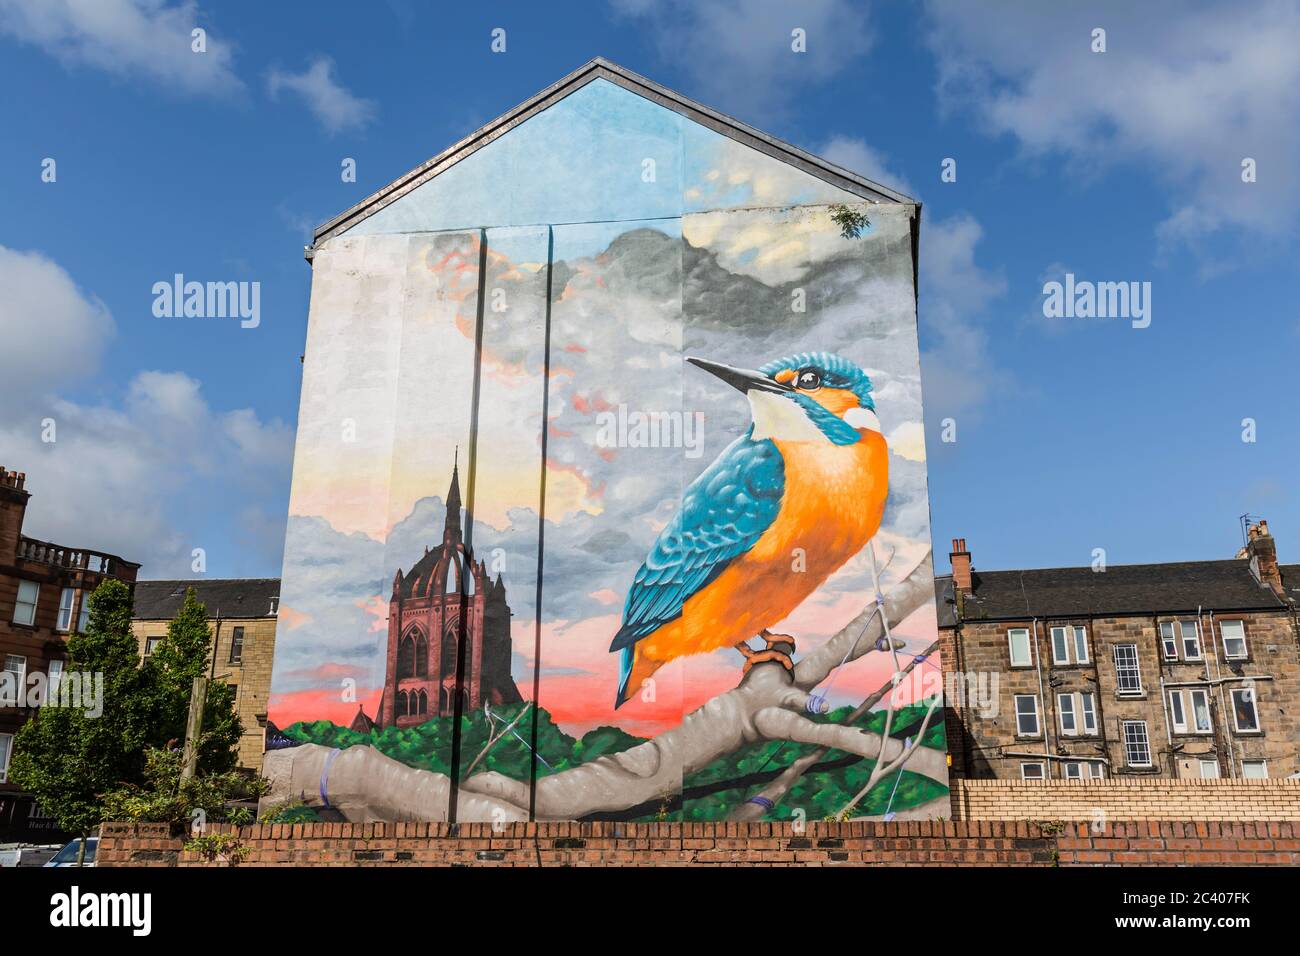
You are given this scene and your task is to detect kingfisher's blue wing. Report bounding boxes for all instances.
[610,433,785,652]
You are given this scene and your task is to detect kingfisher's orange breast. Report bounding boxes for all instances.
[634,429,889,665]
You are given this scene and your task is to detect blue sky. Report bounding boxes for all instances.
[0,0,1296,579]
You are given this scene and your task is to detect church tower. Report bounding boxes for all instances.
[377,461,521,729]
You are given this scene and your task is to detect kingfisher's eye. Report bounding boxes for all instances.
[796,369,822,390]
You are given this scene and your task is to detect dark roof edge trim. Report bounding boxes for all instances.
[308,57,915,257]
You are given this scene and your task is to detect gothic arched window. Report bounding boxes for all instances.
[396,690,408,718]
[414,630,428,677]
[441,626,458,675]
[397,635,415,680]
[417,689,428,716]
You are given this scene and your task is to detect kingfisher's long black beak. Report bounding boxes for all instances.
[687,357,791,394]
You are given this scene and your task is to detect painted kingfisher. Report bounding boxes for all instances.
[610,351,889,708]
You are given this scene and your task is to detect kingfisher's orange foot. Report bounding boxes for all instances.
[742,630,796,674]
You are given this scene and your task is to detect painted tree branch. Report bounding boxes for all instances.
[261,550,938,823]
[728,638,941,822]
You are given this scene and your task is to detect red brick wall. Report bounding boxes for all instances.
[99,820,1300,866]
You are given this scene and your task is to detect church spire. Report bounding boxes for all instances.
[443,448,463,542]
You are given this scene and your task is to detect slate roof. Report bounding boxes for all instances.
[133,579,280,621]
[1283,564,1300,605]
[934,559,1286,627]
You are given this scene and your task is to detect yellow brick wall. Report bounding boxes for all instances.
[951,777,1300,821]
[131,616,276,773]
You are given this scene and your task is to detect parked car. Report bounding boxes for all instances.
[43,836,99,867]
[0,843,62,867]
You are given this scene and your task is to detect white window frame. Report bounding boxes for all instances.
[1179,619,1202,661]
[1168,688,1186,732]
[77,592,89,632]
[1014,694,1041,737]
[1189,688,1212,733]
[1020,761,1046,780]
[1,655,26,707]
[1058,693,1077,736]
[1122,720,1152,767]
[1159,621,1179,661]
[1220,620,1248,660]
[13,580,38,626]
[0,732,12,784]
[1079,692,1098,735]
[1199,759,1220,779]
[1049,625,1090,665]
[1063,761,1084,780]
[1089,762,1105,780]
[1008,627,1032,667]
[1072,625,1090,664]
[57,587,75,632]
[1241,759,1268,779]
[1113,643,1142,695]
[47,659,63,703]
[1230,688,1260,734]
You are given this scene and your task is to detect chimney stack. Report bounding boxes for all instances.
[0,465,32,563]
[950,537,972,592]
[1244,519,1283,598]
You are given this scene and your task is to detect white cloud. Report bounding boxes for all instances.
[267,56,375,134]
[610,0,874,120]
[0,247,293,576]
[924,0,1300,255]
[918,214,1008,415]
[819,135,914,197]
[0,0,242,94]
[0,246,113,396]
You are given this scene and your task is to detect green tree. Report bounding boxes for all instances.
[9,582,244,856]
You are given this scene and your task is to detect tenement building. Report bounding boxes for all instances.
[132,578,280,773]
[939,520,1300,782]
[0,466,140,842]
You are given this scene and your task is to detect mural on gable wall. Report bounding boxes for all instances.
[266,75,948,824]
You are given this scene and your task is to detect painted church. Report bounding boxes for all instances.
[375,461,521,728]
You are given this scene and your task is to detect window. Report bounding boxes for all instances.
[1122,720,1152,767]
[1160,622,1179,660]
[0,733,12,784]
[1058,693,1077,735]
[1008,628,1032,667]
[1199,759,1220,779]
[1168,688,1212,734]
[13,581,38,626]
[47,659,63,703]
[1063,761,1083,780]
[1089,762,1105,780]
[1064,760,1104,779]
[1,655,26,706]
[1180,620,1202,660]
[268,596,279,615]
[1014,694,1040,737]
[1241,760,1268,779]
[1049,625,1090,665]
[77,593,90,632]
[1230,688,1260,733]
[1113,643,1142,695]
[1079,692,1098,734]
[229,626,245,664]
[1220,621,1247,660]
[1020,762,1045,780]
[57,588,75,631]
[144,637,161,657]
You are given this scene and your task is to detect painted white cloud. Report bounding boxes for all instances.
[924,0,1300,254]
[610,0,874,120]
[267,56,376,134]
[0,246,113,396]
[0,0,242,94]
